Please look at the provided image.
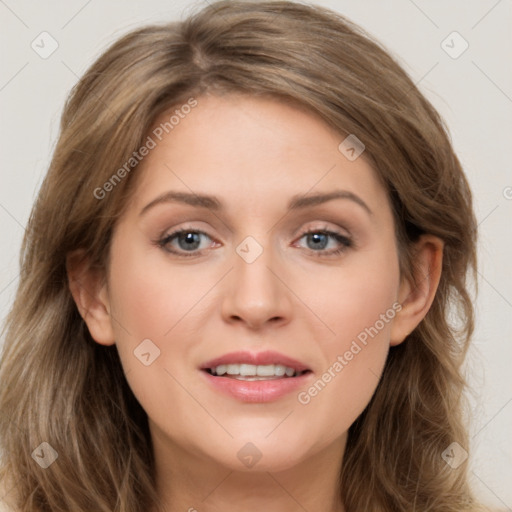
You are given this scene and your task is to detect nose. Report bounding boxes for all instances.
[220,241,293,330]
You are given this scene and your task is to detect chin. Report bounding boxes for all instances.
[205,435,313,473]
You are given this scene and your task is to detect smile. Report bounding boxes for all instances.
[205,363,309,379]
[199,351,313,402]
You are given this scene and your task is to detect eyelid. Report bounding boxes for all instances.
[292,220,351,238]
[156,226,217,256]
[292,224,353,255]
[156,222,355,257]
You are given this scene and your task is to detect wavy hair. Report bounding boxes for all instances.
[0,1,486,510]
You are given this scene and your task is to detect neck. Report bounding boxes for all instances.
[150,425,347,512]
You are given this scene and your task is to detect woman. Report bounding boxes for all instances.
[0,1,489,510]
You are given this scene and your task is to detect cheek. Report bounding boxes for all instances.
[104,239,192,378]
[306,239,399,347]
[296,243,399,414]
[105,245,204,429]
[107,245,204,339]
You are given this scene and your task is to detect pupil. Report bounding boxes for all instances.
[179,232,200,250]
[175,232,328,252]
[309,233,327,250]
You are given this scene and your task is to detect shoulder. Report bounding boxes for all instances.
[0,501,14,512]
[0,478,17,512]
[0,497,15,512]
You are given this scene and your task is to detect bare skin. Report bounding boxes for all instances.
[68,93,443,511]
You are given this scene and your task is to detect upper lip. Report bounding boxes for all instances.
[200,350,311,373]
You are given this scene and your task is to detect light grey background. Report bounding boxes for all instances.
[1,0,511,509]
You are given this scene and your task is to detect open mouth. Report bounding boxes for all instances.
[203,364,312,381]
[200,355,314,402]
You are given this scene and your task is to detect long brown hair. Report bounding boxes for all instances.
[0,1,486,510]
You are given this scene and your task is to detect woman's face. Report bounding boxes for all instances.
[101,93,406,472]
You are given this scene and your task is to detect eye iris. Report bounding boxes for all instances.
[308,232,328,250]
[178,232,201,251]
[167,230,342,254]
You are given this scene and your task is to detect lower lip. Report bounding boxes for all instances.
[200,370,313,403]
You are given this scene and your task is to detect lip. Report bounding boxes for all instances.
[199,350,313,403]
[200,350,311,373]
[200,369,313,403]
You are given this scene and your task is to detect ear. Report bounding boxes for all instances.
[66,249,115,346]
[390,234,444,346]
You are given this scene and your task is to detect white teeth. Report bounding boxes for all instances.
[216,364,228,375]
[257,365,275,376]
[239,364,256,376]
[274,365,286,376]
[210,363,302,377]
[227,364,239,375]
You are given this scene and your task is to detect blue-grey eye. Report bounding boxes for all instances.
[306,232,329,250]
[298,230,351,254]
[159,229,212,255]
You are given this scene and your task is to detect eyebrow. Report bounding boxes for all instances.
[139,189,373,216]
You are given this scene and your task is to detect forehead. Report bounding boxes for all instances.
[129,93,389,217]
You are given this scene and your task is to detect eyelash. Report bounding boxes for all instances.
[156,225,353,258]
